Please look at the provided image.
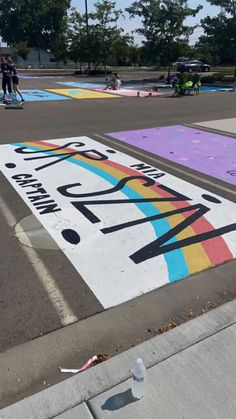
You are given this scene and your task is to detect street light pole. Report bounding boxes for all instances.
[85,0,90,71]
[85,0,89,36]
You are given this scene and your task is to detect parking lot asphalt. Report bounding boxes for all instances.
[1,74,236,408]
[1,76,236,141]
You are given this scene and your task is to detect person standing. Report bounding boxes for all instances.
[7,58,25,102]
[114,73,121,90]
[1,56,12,100]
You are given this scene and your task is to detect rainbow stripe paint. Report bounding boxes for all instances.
[0,137,236,308]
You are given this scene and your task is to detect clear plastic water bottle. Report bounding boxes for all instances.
[131,358,147,399]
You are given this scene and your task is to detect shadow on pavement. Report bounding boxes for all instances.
[102,388,138,411]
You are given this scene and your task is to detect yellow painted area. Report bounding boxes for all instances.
[87,167,212,273]
[47,88,118,99]
[26,140,212,272]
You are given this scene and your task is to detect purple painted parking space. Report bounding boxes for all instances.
[107,125,236,185]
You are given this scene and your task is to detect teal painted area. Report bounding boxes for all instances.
[201,85,234,92]
[21,90,70,101]
[57,82,105,89]
[1,89,70,102]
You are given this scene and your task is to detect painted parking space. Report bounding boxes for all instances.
[108,125,236,185]
[94,88,161,97]
[57,81,106,89]
[20,89,70,101]
[56,81,139,89]
[19,75,55,79]
[0,137,236,309]
[47,88,118,99]
[194,118,236,135]
[200,85,234,92]
[56,82,161,97]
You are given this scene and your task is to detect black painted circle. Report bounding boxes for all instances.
[5,163,16,168]
[106,149,116,154]
[202,194,222,204]
[61,229,80,245]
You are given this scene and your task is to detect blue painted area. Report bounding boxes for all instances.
[201,84,234,92]
[20,90,70,101]
[18,75,54,79]
[57,81,106,89]
[12,142,190,281]
[68,89,96,95]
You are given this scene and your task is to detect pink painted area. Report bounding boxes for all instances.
[169,200,233,265]
[101,157,233,264]
[107,125,236,185]
[95,88,161,97]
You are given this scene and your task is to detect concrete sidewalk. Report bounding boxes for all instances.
[2,299,236,419]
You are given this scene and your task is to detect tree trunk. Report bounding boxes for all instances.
[167,42,171,82]
[104,58,107,74]
[37,46,41,68]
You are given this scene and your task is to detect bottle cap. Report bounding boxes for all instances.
[136,358,143,365]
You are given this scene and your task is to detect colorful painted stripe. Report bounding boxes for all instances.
[11,141,232,282]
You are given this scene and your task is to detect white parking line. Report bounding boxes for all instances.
[0,195,78,327]
[95,134,236,197]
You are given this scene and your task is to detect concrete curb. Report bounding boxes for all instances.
[1,298,236,419]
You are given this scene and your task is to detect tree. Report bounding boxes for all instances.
[91,0,124,71]
[128,44,141,67]
[0,0,71,53]
[68,1,133,71]
[199,1,236,68]
[193,38,220,67]
[50,16,69,66]
[207,0,236,17]
[68,10,85,69]
[15,42,30,69]
[110,30,133,67]
[68,8,101,70]
[126,0,202,75]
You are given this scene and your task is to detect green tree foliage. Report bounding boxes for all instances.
[207,0,236,17]
[127,44,141,67]
[15,41,30,68]
[68,8,102,69]
[197,1,236,65]
[126,0,202,71]
[68,9,86,68]
[68,1,133,71]
[0,0,71,51]
[91,0,127,71]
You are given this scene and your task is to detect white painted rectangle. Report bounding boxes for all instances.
[0,137,236,308]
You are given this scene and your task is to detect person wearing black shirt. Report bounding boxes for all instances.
[7,58,24,102]
[1,56,12,99]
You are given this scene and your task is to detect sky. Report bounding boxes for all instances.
[71,0,220,44]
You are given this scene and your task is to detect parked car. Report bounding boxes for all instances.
[176,60,210,73]
[172,59,188,67]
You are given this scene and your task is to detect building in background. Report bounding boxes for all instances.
[0,46,56,68]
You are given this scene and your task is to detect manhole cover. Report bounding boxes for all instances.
[15,214,59,250]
